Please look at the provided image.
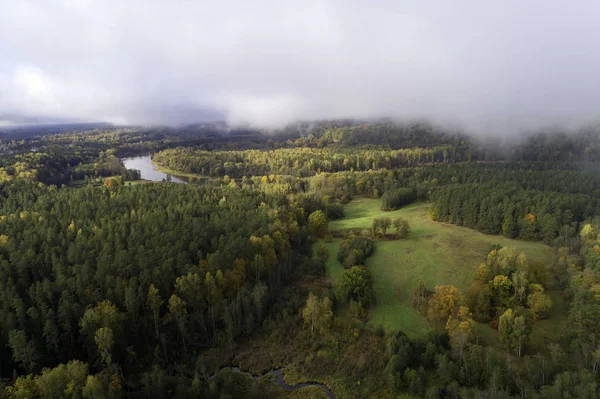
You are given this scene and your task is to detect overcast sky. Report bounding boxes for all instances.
[1,1,600,132]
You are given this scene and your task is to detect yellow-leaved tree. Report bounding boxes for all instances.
[302,293,333,336]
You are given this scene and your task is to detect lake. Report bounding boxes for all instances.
[122,155,187,183]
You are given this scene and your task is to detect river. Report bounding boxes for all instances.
[211,367,336,398]
[122,155,187,183]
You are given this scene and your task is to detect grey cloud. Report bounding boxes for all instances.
[1,0,600,132]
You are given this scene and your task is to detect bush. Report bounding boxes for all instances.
[316,243,329,262]
[308,210,328,238]
[337,236,375,268]
[393,217,411,238]
[381,188,417,211]
[372,217,392,237]
[325,202,345,220]
[339,266,373,308]
[293,194,344,220]
[428,206,438,220]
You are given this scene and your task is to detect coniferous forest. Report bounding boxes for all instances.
[1,121,600,398]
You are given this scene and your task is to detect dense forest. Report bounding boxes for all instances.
[0,181,316,396]
[152,145,465,178]
[1,121,600,398]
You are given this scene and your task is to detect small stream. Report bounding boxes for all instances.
[213,366,336,399]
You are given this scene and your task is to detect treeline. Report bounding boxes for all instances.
[153,145,465,178]
[8,122,600,192]
[309,121,472,150]
[0,146,99,186]
[246,162,600,245]
[430,183,599,242]
[564,222,600,372]
[8,120,600,165]
[308,162,600,200]
[0,147,139,187]
[0,181,316,392]
[300,120,600,162]
[511,127,600,162]
[1,124,269,159]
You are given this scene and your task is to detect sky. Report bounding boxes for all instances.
[1,0,600,133]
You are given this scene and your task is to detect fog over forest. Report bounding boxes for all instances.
[1,1,600,132]
[4,5,600,396]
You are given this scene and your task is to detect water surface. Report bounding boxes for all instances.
[122,155,187,183]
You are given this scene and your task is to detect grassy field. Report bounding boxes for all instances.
[327,198,556,338]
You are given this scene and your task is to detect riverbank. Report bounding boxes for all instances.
[151,157,206,180]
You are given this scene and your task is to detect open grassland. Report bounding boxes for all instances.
[322,239,344,285]
[327,198,556,338]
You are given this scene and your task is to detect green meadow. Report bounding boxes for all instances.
[326,198,556,337]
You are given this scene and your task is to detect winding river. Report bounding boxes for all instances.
[212,367,336,398]
[122,155,187,183]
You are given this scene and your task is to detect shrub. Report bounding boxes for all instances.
[308,210,328,238]
[339,266,373,308]
[381,188,417,211]
[337,236,375,268]
[316,243,329,262]
[393,217,411,238]
[325,202,345,220]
